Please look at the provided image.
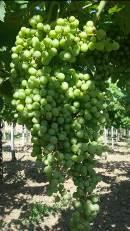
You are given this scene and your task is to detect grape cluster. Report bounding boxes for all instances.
[10,15,119,230]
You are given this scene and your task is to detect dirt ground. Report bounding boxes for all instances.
[0,140,130,231]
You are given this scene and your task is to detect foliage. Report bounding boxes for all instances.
[0,97,16,122]
[105,80,130,128]
[0,220,6,229]
[25,196,71,224]
[113,1,130,34]
[25,202,56,224]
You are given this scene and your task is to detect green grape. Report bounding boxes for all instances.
[96,29,106,40]
[28,67,37,75]
[80,43,88,52]
[16,104,24,112]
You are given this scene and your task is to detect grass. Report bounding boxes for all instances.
[0,220,6,229]
[25,202,59,224]
[24,194,72,224]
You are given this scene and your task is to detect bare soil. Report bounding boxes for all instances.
[0,141,130,231]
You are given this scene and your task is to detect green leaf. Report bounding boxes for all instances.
[108,4,123,15]
[0,1,6,22]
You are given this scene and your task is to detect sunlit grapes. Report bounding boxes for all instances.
[10,15,119,231]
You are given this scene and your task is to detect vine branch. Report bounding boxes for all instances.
[96,0,107,19]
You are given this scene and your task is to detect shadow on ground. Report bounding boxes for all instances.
[51,158,130,231]
[0,157,49,230]
[92,161,130,231]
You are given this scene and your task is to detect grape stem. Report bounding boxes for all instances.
[82,3,93,9]
[96,0,107,19]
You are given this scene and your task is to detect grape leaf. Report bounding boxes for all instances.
[0,1,6,22]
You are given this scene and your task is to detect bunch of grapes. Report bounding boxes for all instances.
[10,15,119,230]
